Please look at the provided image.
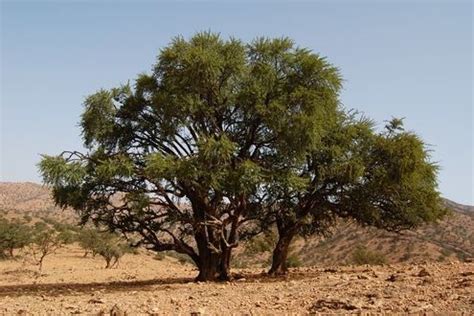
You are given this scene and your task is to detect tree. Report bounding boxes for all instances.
[28,222,65,271]
[38,32,444,280]
[77,228,132,268]
[77,228,102,257]
[0,218,31,258]
[39,33,341,281]
[265,115,446,275]
[94,233,133,269]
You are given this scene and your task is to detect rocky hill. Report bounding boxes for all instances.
[0,182,75,222]
[1,182,472,265]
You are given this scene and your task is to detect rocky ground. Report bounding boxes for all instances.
[0,246,472,315]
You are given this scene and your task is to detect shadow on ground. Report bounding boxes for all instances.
[0,269,325,297]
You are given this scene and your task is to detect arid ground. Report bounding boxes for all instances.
[0,246,472,315]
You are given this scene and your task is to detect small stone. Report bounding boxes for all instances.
[88,298,105,304]
[386,274,404,282]
[110,304,126,316]
[417,268,431,277]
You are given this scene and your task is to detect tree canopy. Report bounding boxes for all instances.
[39,32,445,281]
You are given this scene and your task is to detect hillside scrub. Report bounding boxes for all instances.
[28,222,67,271]
[351,245,387,265]
[0,217,31,258]
[77,228,133,268]
[39,32,445,281]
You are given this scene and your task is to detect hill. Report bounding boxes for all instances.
[1,182,473,265]
[0,182,75,222]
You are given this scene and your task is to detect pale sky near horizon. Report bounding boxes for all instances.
[1,1,473,204]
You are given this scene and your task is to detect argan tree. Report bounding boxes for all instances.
[39,33,341,281]
[28,222,66,271]
[0,218,31,258]
[78,228,132,268]
[266,116,446,275]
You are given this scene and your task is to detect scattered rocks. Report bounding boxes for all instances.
[309,299,359,311]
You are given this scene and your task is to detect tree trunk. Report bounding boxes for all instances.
[218,247,232,281]
[195,254,220,281]
[194,227,222,282]
[268,227,297,276]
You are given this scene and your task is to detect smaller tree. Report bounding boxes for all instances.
[28,222,65,271]
[77,228,102,257]
[265,117,447,275]
[0,218,31,258]
[95,236,132,269]
[77,228,132,268]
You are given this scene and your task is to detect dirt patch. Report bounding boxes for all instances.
[0,246,473,314]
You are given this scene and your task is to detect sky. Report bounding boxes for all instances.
[0,0,472,204]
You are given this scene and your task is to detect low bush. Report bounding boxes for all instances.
[351,245,387,265]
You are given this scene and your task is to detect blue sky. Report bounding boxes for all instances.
[1,1,472,204]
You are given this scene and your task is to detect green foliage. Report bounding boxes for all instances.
[163,251,195,265]
[28,222,65,270]
[351,245,387,266]
[77,228,132,268]
[38,32,445,280]
[286,254,303,268]
[245,231,276,255]
[0,218,32,258]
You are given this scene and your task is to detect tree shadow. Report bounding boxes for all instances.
[0,269,324,297]
[0,276,193,297]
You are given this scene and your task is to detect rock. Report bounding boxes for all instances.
[386,274,404,282]
[88,298,106,304]
[420,277,435,285]
[417,268,431,277]
[190,308,205,316]
[110,304,126,316]
[64,304,77,310]
[309,299,359,311]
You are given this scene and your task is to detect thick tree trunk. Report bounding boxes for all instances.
[195,254,221,281]
[194,227,225,281]
[268,233,293,275]
[268,226,298,276]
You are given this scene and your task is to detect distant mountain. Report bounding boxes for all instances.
[443,198,474,215]
[1,182,473,265]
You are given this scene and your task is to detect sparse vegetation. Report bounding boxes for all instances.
[286,254,303,268]
[0,217,31,258]
[77,228,133,268]
[28,222,65,271]
[351,245,387,266]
